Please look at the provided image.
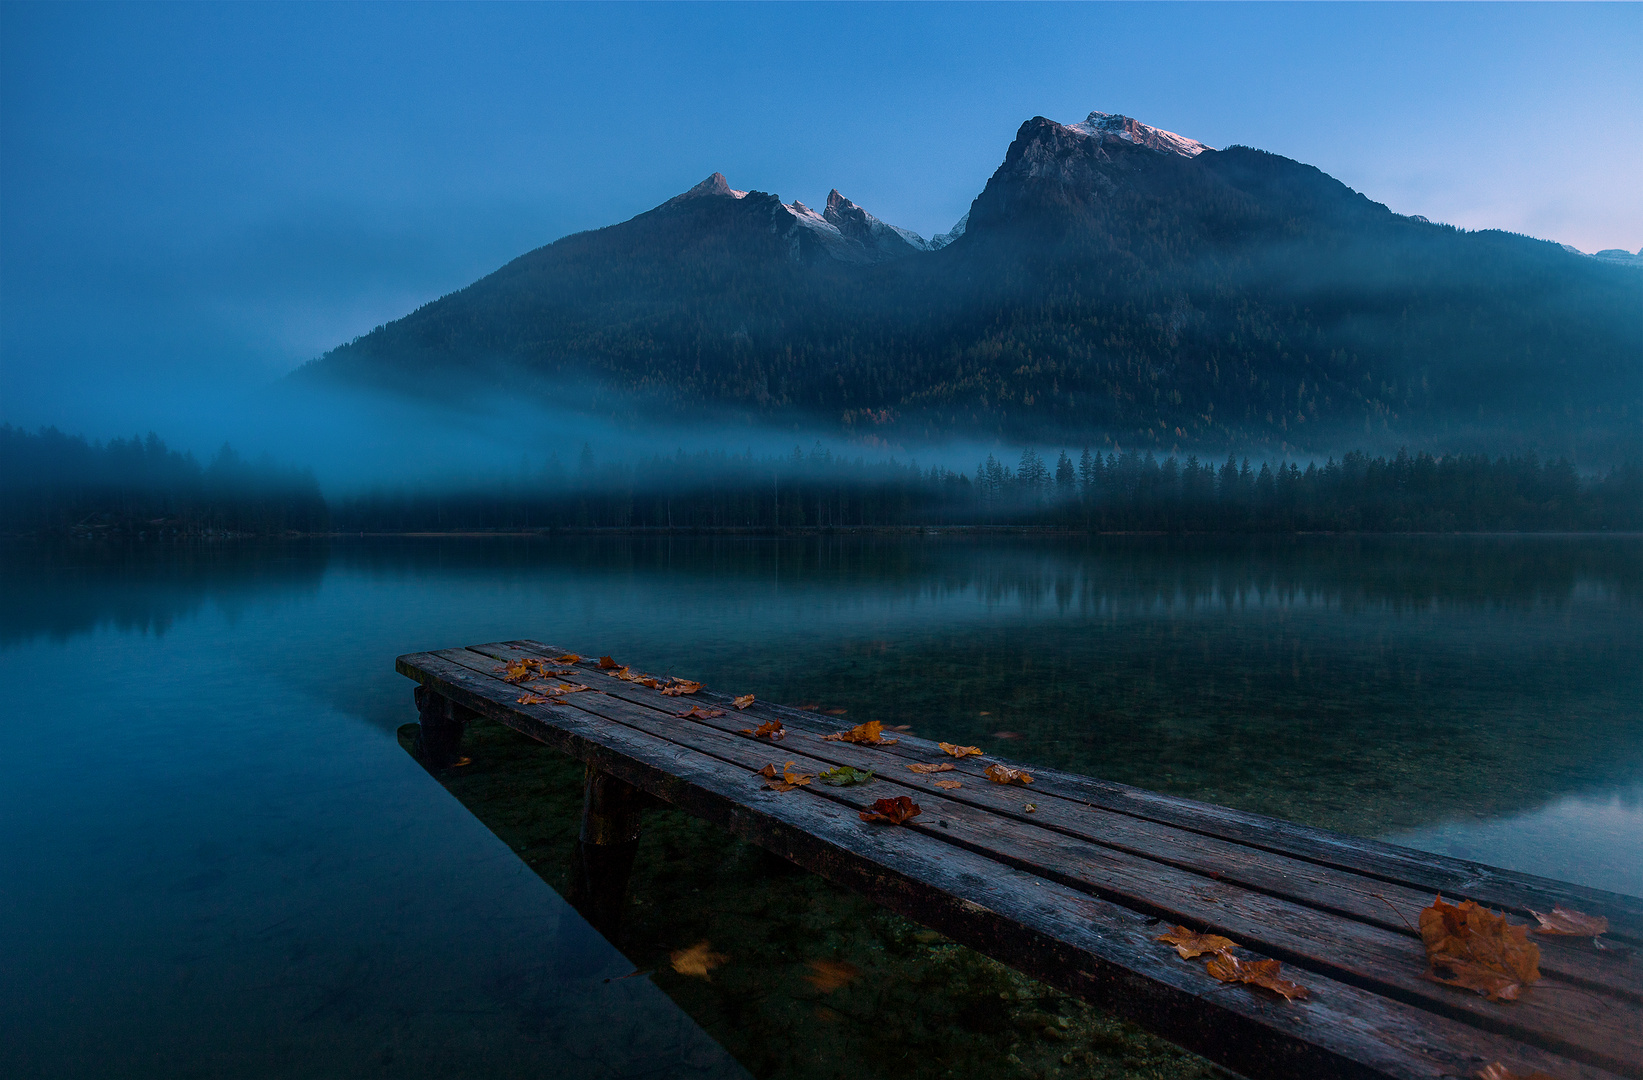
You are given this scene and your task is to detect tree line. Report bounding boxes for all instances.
[3,425,1637,537]
[0,425,328,537]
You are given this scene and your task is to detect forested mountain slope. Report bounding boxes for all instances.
[301,112,1643,460]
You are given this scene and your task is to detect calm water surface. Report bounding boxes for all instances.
[3,534,1640,1078]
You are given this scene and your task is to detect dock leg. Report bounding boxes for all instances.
[569,764,646,936]
[414,685,475,768]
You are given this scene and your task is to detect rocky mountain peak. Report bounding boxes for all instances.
[1069,112,1211,157]
[670,172,749,203]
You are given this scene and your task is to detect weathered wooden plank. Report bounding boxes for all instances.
[431,646,1642,1077]
[397,649,1625,1080]
[503,638,1643,944]
[481,641,1643,1003]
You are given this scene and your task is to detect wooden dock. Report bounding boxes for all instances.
[397,640,1643,1080]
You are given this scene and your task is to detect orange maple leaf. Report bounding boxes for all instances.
[741,719,785,740]
[1204,952,1309,1001]
[984,763,1033,785]
[1530,905,1608,937]
[757,761,813,792]
[679,705,726,720]
[1419,897,1541,1002]
[1157,926,1238,960]
[823,720,898,745]
[939,742,983,758]
[906,762,955,774]
[1476,1063,1559,1080]
[804,959,861,992]
[860,795,921,825]
[670,941,727,979]
[733,694,756,710]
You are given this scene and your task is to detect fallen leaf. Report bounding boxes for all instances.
[1531,905,1609,937]
[985,763,1033,785]
[660,679,703,697]
[598,656,620,669]
[1157,926,1238,960]
[818,765,875,786]
[934,779,963,789]
[733,694,756,710]
[516,693,551,705]
[548,682,591,695]
[670,941,726,979]
[1204,953,1309,1001]
[939,742,983,758]
[907,762,956,774]
[499,659,536,682]
[860,795,921,825]
[804,959,861,992]
[823,720,898,745]
[741,719,785,740]
[679,705,726,720]
[1476,1063,1559,1080]
[1420,896,1541,1002]
[758,761,813,792]
[552,654,582,665]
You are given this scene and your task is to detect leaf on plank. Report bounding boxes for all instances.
[860,795,921,825]
[758,761,813,792]
[670,941,727,979]
[1476,1063,1560,1080]
[818,765,875,786]
[679,705,726,720]
[552,654,582,664]
[1420,896,1540,1002]
[733,694,756,710]
[804,959,861,992]
[1204,952,1310,1001]
[934,779,962,789]
[1157,926,1238,960]
[660,678,703,697]
[598,656,620,669]
[984,763,1033,785]
[516,693,551,705]
[906,762,955,774]
[823,720,898,745]
[549,682,592,695]
[939,742,983,758]
[1530,905,1608,937]
[741,718,785,740]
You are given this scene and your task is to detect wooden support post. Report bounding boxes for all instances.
[568,764,647,936]
[413,685,475,768]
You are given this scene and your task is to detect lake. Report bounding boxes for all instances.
[3,533,1640,1078]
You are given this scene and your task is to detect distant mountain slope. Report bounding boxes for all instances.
[300,111,1643,459]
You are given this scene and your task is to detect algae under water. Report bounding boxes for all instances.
[2,533,1640,1078]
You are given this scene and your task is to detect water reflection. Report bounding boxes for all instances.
[2,533,1639,1076]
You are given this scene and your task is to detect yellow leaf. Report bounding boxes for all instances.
[939,742,983,758]
[907,762,955,774]
[670,941,726,979]
[934,779,962,789]
[822,720,898,745]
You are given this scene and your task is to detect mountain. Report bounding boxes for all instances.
[300,111,1643,460]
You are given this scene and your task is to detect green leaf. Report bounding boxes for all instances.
[819,765,875,787]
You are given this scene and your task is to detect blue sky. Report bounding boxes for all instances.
[2,2,1640,441]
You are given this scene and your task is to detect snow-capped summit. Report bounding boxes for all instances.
[1068,112,1211,158]
[822,190,933,257]
[669,172,749,203]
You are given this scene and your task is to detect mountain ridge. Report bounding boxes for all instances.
[300,110,1642,461]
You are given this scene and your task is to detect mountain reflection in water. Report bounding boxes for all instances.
[2,533,1638,1077]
